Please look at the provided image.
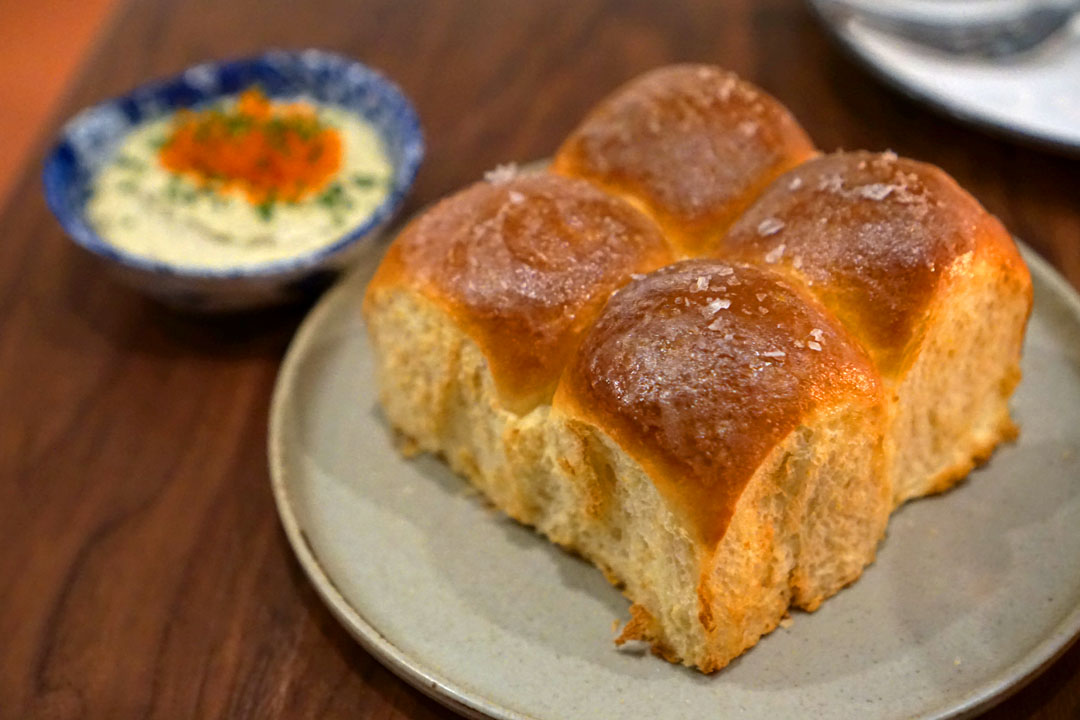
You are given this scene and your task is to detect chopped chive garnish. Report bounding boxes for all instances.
[165,176,182,201]
[157,87,341,207]
[255,189,278,221]
[317,182,348,210]
[351,173,380,189]
[115,154,146,171]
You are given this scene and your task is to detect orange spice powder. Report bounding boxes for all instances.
[158,88,342,206]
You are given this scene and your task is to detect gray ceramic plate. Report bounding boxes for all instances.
[269,240,1080,720]
[808,0,1080,155]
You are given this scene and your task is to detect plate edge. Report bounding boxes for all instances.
[267,256,536,720]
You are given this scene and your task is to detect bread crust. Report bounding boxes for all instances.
[720,151,1031,377]
[554,259,882,547]
[365,171,673,413]
[553,64,816,256]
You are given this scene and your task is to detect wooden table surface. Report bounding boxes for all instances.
[3,0,1079,717]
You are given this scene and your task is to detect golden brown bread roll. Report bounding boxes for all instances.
[363,64,1031,672]
[720,151,1033,503]
[555,258,883,548]
[363,170,674,523]
[365,171,673,415]
[553,260,888,669]
[553,64,816,256]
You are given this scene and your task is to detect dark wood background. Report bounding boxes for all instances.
[2,0,1078,717]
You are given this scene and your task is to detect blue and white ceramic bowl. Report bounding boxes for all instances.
[43,49,424,311]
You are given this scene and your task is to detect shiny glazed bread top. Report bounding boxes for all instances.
[554,259,882,546]
[720,151,1030,376]
[553,64,816,256]
[364,171,674,413]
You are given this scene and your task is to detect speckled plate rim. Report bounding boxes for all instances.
[805,0,1080,158]
[268,240,1080,720]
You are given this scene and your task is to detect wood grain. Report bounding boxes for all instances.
[1,0,1078,717]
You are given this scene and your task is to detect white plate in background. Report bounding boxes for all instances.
[809,0,1080,154]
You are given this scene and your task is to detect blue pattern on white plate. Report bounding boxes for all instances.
[42,49,424,310]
